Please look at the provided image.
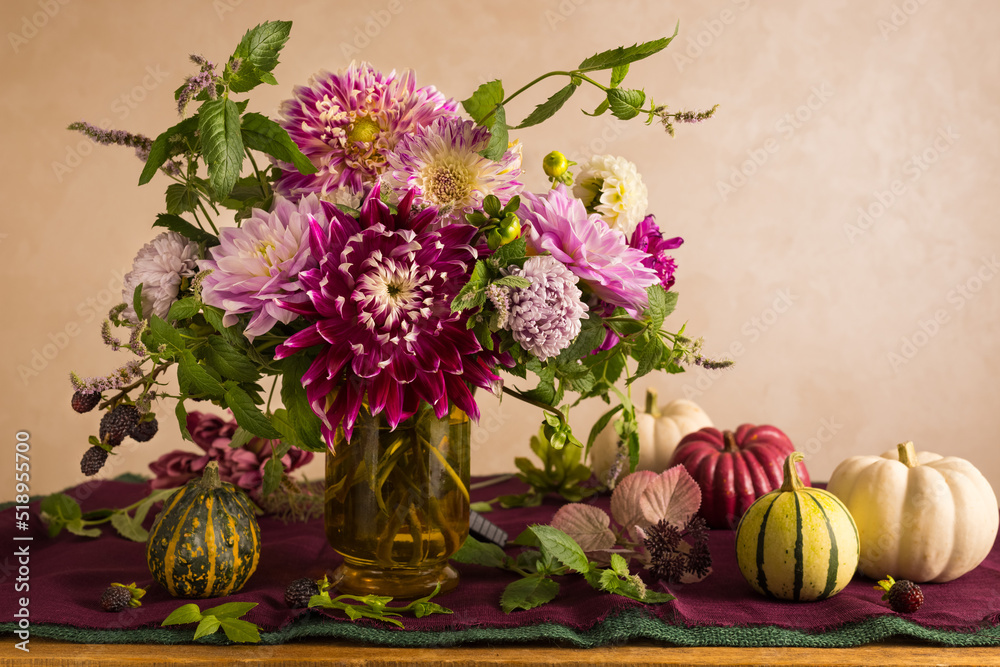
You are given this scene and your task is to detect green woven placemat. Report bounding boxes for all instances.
[4,608,1000,647]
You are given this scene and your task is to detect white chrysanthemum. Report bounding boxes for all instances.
[572,154,649,238]
[386,117,523,225]
[121,231,199,322]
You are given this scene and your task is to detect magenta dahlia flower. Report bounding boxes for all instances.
[198,194,335,340]
[274,186,501,445]
[276,62,458,198]
[630,214,682,292]
[518,185,659,313]
[386,117,523,225]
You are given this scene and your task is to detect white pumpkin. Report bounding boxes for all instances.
[589,388,712,486]
[827,441,998,583]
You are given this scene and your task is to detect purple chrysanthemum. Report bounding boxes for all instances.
[198,194,336,340]
[518,185,658,313]
[276,62,458,199]
[506,256,588,361]
[630,214,682,291]
[386,117,523,225]
[274,186,501,445]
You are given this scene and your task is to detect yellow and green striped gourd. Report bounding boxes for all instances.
[735,452,859,601]
[146,461,261,598]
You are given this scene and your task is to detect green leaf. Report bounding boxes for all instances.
[39,493,82,537]
[500,575,560,613]
[162,603,204,626]
[645,284,675,332]
[587,404,623,457]
[491,236,527,265]
[131,283,144,323]
[147,316,188,357]
[165,182,200,215]
[451,536,508,568]
[461,80,504,125]
[200,602,258,619]
[167,297,201,323]
[480,104,508,162]
[577,28,678,71]
[241,112,317,175]
[261,456,283,497]
[491,275,530,289]
[280,355,326,452]
[138,116,199,186]
[641,590,677,604]
[199,98,244,200]
[201,305,249,351]
[177,355,226,399]
[110,512,148,543]
[233,20,292,74]
[515,82,579,129]
[228,426,254,449]
[607,88,646,121]
[204,336,260,383]
[610,64,630,88]
[609,553,629,576]
[411,600,453,618]
[631,334,664,381]
[175,400,193,442]
[192,616,221,640]
[152,213,219,247]
[218,617,261,643]
[224,382,281,438]
[582,98,610,117]
[529,525,589,573]
[64,519,101,538]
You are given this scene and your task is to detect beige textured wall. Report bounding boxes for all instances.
[2,0,998,499]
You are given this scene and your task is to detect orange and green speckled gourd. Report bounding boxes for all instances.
[145,461,261,598]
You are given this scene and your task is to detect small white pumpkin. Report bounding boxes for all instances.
[827,441,999,583]
[589,388,712,486]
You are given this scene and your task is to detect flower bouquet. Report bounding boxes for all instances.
[67,20,725,597]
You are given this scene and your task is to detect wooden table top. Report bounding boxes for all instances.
[3,637,1000,666]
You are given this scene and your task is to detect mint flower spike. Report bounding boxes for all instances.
[67,121,154,162]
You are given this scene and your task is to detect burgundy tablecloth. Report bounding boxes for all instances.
[2,476,999,641]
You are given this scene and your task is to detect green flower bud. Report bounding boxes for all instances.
[542,151,569,178]
[498,213,521,245]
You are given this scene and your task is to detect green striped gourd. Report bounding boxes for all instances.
[146,461,261,598]
[735,452,859,601]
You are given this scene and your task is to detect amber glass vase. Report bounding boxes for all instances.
[324,403,470,598]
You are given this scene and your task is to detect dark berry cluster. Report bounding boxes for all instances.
[72,391,160,476]
[284,577,320,608]
[643,516,712,583]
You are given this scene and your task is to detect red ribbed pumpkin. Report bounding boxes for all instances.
[668,425,809,529]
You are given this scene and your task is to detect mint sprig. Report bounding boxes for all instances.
[452,526,675,613]
[306,579,452,627]
[162,601,261,643]
[40,488,178,541]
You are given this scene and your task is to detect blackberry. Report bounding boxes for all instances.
[80,446,109,476]
[129,417,159,442]
[876,575,924,613]
[71,390,101,414]
[284,577,320,608]
[100,585,132,612]
[99,405,140,446]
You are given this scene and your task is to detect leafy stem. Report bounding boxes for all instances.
[98,361,172,411]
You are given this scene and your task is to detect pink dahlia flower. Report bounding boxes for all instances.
[198,194,335,340]
[386,117,523,225]
[277,62,458,198]
[274,186,501,445]
[518,185,659,313]
[630,214,682,292]
[149,411,313,501]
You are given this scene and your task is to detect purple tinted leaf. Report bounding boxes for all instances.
[610,470,657,536]
[549,503,615,553]
[639,465,701,528]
